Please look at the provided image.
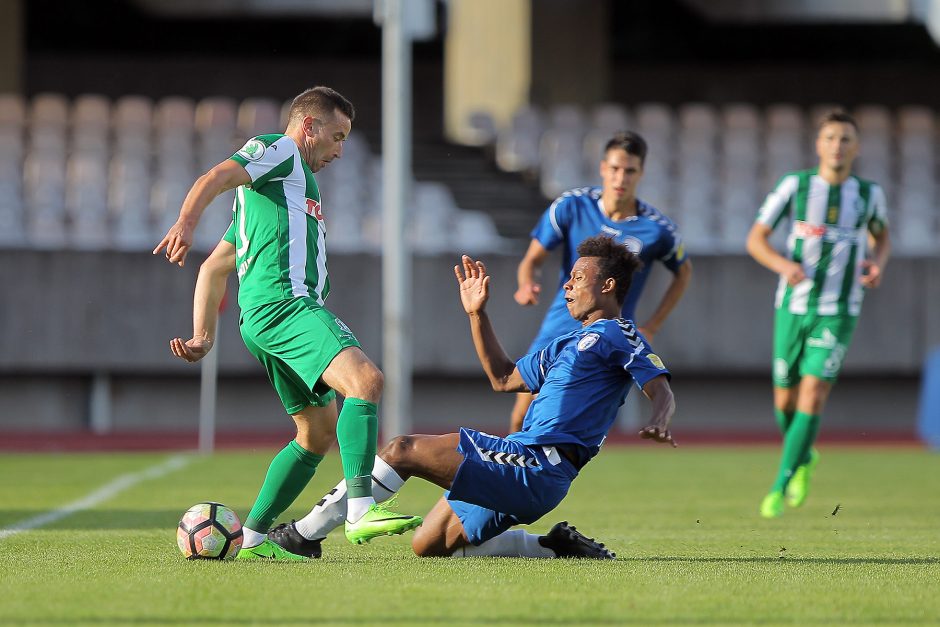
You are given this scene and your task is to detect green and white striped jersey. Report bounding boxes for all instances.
[222,134,329,311]
[756,169,888,317]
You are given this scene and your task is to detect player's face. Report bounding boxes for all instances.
[562,256,611,322]
[600,149,643,201]
[816,122,859,173]
[303,110,352,172]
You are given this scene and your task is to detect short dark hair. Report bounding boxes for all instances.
[576,235,643,305]
[817,108,858,132]
[288,86,356,127]
[603,131,648,166]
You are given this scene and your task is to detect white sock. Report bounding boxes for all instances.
[458,529,555,558]
[346,496,374,522]
[295,456,406,539]
[242,527,266,549]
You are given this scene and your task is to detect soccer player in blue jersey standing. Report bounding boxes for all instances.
[509,131,692,433]
[266,236,677,559]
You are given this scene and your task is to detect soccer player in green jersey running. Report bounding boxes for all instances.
[746,109,891,519]
[154,86,422,558]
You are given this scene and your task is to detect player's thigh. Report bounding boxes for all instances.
[411,497,472,557]
[798,315,858,383]
[320,345,383,401]
[240,299,355,413]
[380,433,463,489]
[772,309,805,388]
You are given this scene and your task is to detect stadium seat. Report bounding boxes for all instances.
[66,151,110,250]
[237,97,282,139]
[30,93,69,132]
[23,149,67,249]
[451,209,508,253]
[539,128,585,198]
[0,93,25,128]
[461,110,498,147]
[412,181,458,253]
[113,95,153,157]
[495,105,543,174]
[110,155,153,251]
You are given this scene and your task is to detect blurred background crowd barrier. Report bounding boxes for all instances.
[0,0,937,440]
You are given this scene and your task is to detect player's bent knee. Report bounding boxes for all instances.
[379,435,415,466]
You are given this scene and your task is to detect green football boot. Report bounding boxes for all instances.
[760,491,785,519]
[345,502,423,545]
[235,538,309,561]
[786,448,820,508]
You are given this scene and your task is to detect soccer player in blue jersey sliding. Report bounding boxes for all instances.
[509,131,692,432]
[267,236,677,559]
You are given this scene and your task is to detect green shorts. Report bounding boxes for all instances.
[239,297,361,414]
[772,309,858,388]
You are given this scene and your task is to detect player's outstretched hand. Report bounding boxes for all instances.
[638,424,678,448]
[153,220,194,267]
[170,337,213,363]
[454,255,490,315]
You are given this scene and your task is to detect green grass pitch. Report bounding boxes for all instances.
[1,446,938,625]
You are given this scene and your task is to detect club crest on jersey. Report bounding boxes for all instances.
[237,139,266,162]
[577,333,600,351]
[647,353,666,370]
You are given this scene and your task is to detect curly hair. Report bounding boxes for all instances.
[576,235,643,305]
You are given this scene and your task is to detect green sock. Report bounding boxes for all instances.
[244,440,323,532]
[336,397,378,499]
[774,407,794,435]
[771,411,820,493]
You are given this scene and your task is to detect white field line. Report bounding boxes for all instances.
[0,454,191,541]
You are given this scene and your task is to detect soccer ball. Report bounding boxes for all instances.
[176,502,243,560]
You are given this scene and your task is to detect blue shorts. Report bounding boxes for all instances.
[445,427,579,545]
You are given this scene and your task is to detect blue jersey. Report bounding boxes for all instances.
[527,187,687,353]
[510,317,670,466]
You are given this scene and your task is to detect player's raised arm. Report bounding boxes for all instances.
[638,374,677,447]
[514,239,549,305]
[454,255,528,393]
[153,159,251,267]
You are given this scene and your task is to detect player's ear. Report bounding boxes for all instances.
[304,115,321,137]
[602,277,616,294]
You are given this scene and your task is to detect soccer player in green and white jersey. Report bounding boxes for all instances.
[747,108,891,519]
[155,86,422,558]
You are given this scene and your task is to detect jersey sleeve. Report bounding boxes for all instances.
[515,348,549,394]
[868,184,889,236]
[605,322,671,389]
[229,134,295,191]
[221,219,236,245]
[657,222,687,274]
[529,195,574,250]
[756,174,799,230]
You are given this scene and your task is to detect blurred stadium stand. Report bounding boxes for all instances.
[0,0,937,440]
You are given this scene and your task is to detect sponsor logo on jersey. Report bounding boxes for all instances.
[577,333,600,351]
[622,235,643,254]
[647,353,666,370]
[601,225,622,238]
[675,242,686,261]
[237,139,266,162]
[793,220,857,243]
[305,198,323,220]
